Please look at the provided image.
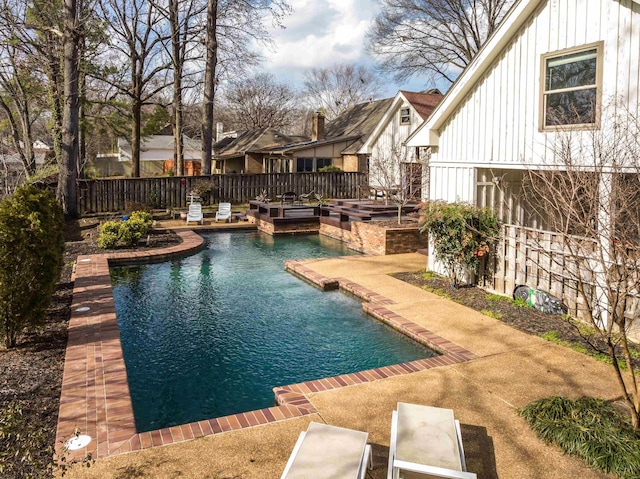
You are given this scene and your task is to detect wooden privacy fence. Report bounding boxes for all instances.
[481,224,639,324]
[77,172,367,215]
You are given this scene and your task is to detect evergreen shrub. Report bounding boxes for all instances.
[0,186,64,348]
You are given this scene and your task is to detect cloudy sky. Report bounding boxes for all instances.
[255,0,433,98]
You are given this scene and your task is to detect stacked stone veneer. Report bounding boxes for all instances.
[254,216,320,235]
[320,221,426,255]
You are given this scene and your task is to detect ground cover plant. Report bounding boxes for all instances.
[0,218,180,478]
[521,396,640,478]
[393,271,640,372]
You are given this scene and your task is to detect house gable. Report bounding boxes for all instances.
[359,90,443,155]
[408,0,640,173]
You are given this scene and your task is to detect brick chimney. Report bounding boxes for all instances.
[312,111,325,141]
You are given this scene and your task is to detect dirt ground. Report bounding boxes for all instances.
[0,219,181,479]
[392,271,640,371]
[2,223,637,478]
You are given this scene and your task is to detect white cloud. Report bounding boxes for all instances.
[255,0,436,97]
[260,0,377,70]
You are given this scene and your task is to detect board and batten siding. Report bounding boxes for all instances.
[430,0,640,178]
[370,103,420,163]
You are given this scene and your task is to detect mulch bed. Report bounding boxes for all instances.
[0,219,181,479]
[392,271,640,371]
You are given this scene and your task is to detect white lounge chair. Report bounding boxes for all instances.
[281,422,372,479]
[387,402,477,479]
[215,202,232,222]
[185,203,203,225]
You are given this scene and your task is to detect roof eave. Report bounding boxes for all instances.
[408,0,542,147]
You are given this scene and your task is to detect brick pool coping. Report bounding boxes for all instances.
[56,232,477,461]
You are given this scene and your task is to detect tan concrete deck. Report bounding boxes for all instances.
[62,252,619,479]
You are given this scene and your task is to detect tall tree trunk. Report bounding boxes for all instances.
[57,0,79,217]
[131,97,142,177]
[170,0,184,176]
[200,0,217,176]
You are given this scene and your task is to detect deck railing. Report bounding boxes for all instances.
[76,172,367,215]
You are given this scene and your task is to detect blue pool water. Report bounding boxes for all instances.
[111,231,434,432]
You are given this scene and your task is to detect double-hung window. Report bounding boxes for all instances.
[400,107,410,125]
[541,42,602,129]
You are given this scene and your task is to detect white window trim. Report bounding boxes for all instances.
[539,41,604,131]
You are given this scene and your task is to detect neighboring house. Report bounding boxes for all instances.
[359,90,442,198]
[257,98,394,173]
[94,135,201,177]
[406,0,640,306]
[213,129,309,174]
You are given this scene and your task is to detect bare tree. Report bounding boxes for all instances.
[97,0,172,177]
[367,0,514,86]
[220,72,297,130]
[151,0,206,176]
[520,106,640,430]
[368,143,424,223]
[200,0,291,175]
[302,63,383,120]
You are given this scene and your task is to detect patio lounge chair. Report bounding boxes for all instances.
[215,202,232,222]
[387,402,477,479]
[297,190,314,204]
[280,422,372,479]
[186,203,203,225]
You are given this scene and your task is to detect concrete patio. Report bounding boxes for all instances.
[62,252,620,479]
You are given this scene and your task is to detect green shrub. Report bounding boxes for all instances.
[521,396,640,478]
[420,201,501,287]
[0,186,64,348]
[480,309,502,319]
[318,165,341,172]
[98,210,153,249]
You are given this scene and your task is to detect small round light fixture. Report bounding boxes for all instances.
[65,434,92,451]
[75,306,90,313]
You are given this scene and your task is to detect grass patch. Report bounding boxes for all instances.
[541,331,621,368]
[480,309,502,319]
[422,285,451,299]
[521,396,640,478]
[422,271,438,280]
[510,297,529,307]
[485,293,509,302]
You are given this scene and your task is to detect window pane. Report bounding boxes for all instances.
[546,50,597,91]
[545,88,597,126]
[317,158,331,169]
[296,158,313,172]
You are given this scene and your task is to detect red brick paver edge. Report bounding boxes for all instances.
[56,236,475,461]
[56,231,319,461]
[279,259,478,399]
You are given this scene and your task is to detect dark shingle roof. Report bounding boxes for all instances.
[324,98,394,139]
[400,90,443,121]
[214,129,309,158]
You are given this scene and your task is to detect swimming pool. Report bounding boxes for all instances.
[111,231,435,432]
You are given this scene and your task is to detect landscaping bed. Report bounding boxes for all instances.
[0,219,181,479]
[392,270,640,371]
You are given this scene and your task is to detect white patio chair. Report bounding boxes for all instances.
[215,202,232,222]
[185,202,203,225]
[387,402,477,479]
[281,422,372,479]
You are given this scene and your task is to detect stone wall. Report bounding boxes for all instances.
[320,221,426,255]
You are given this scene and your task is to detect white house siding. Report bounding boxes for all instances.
[369,102,421,189]
[431,0,640,179]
